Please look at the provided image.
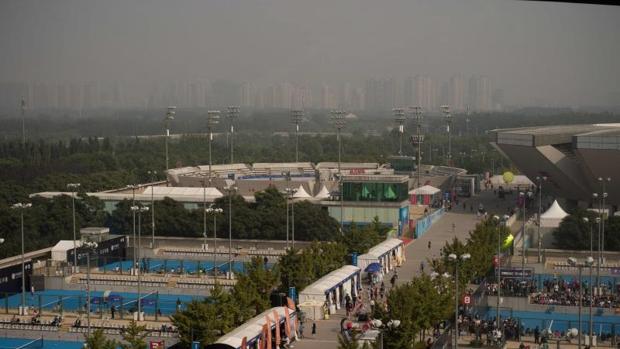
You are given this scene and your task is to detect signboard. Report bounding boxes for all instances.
[349,168,366,175]
[191,341,201,349]
[463,295,471,305]
[68,235,128,266]
[611,268,620,275]
[499,268,533,278]
[0,261,33,293]
[149,341,165,349]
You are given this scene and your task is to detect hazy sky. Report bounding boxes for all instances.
[1,0,619,107]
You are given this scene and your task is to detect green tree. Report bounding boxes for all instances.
[84,329,117,349]
[120,320,148,349]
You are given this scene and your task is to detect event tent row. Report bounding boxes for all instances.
[207,306,297,349]
[357,238,405,275]
[298,265,361,320]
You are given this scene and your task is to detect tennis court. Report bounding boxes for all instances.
[101,258,269,274]
[0,289,204,316]
[0,338,82,349]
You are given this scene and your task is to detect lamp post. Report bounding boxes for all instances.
[11,202,31,315]
[409,106,423,188]
[392,108,406,156]
[147,171,157,248]
[126,184,138,274]
[378,319,401,349]
[535,176,547,263]
[225,185,237,279]
[291,110,304,162]
[83,240,98,337]
[286,187,298,249]
[226,106,240,164]
[493,214,510,332]
[568,256,595,349]
[448,253,471,349]
[206,110,221,187]
[164,106,176,171]
[131,205,149,321]
[597,177,611,254]
[67,183,81,272]
[330,110,346,233]
[519,191,532,282]
[206,206,223,274]
[583,218,595,349]
[282,171,291,249]
[592,193,603,292]
[440,105,452,166]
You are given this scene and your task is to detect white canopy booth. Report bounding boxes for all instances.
[51,240,82,262]
[210,306,297,349]
[409,185,441,205]
[540,200,569,228]
[357,238,405,274]
[298,265,361,320]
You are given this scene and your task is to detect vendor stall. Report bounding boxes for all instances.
[298,265,361,320]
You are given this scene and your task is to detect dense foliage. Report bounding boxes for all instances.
[553,209,620,251]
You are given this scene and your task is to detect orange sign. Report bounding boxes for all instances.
[284,307,291,338]
[273,310,281,345]
[265,315,272,349]
[149,341,164,349]
[241,337,247,349]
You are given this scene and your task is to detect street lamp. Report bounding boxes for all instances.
[377,319,401,349]
[597,177,611,253]
[225,185,238,279]
[519,191,533,282]
[147,171,157,248]
[20,98,26,147]
[126,184,139,274]
[440,105,452,166]
[67,183,81,272]
[392,108,406,156]
[330,110,347,232]
[206,110,221,187]
[282,171,291,249]
[493,214,510,332]
[291,110,304,162]
[592,192,603,290]
[205,206,223,273]
[226,106,240,164]
[286,187,298,249]
[131,205,149,321]
[82,240,98,336]
[535,176,547,263]
[448,252,471,349]
[11,202,31,315]
[567,256,595,349]
[409,106,423,188]
[164,106,176,171]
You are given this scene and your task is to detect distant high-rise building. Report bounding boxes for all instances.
[414,75,436,111]
[351,87,365,111]
[320,84,333,110]
[468,75,491,111]
[240,82,255,108]
[403,76,414,107]
[56,84,68,109]
[449,75,465,111]
[492,88,504,111]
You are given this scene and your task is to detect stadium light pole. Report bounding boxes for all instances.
[519,191,532,283]
[20,98,26,147]
[83,240,98,337]
[409,106,423,188]
[441,105,452,166]
[127,184,139,274]
[164,106,176,171]
[448,253,471,349]
[535,176,547,263]
[12,202,31,315]
[226,185,237,279]
[291,109,304,162]
[207,110,221,187]
[67,183,81,272]
[493,214,510,333]
[286,187,298,249]
[282,171,291,249]
[392,108,406,156]
[598,177,611,253]
[147,171,157,248]
[206,206,223,274]
[133,205,149,321]
[330,110,347,233]
[226,106,240,164]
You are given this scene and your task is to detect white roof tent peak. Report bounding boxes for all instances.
[314,185,330,199]
[292,185,312,199]
[408,185,440,195]
[540,200,569,219]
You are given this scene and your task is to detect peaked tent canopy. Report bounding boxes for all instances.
[293,185,312,199]
[540,200,569,228]
[314,185,330,200]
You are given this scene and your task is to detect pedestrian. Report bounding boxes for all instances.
[312,322,317,336]
[428,241,431,250]
[176,298,182,312]
[110,305,116,319]
[420,261,425,273]
[30,285,35,297]
[534,326,540,344]
[299,322,304,338]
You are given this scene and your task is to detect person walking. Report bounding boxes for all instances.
[427,241,431,250]
[110,305,116,319]
[312,322,317,337]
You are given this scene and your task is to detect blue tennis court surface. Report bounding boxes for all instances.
[0,338,83,349]
[101,258,270,274]
[0,289,204,315]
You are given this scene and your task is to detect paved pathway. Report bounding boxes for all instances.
[294,190,509,348]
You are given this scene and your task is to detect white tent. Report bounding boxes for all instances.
[408,185,440,195]
[52,240,82,262]
[292,185,312,199]
[299,265,361,320]
[314,185,331,200]
[357,238,404,273]
[540,200,569,228]
[214,306,296,348]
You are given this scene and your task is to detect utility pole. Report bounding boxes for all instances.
[441,105,452,166]
[147,171,156,248]
[164,106,176,171]
[207,111,221,187]
[392,108,406,156]
[536,176,547,263]
[227,106,240,164]
[409,106,423,188]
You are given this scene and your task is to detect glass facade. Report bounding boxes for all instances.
[342,181,408,202]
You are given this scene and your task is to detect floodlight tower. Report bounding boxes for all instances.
[291,109,304,162]
[392,108,406,155]
[330,110,347,233]
[226,106,240,164]
[441,105,452,166]
[20,98,26,147]
[164,106,176,171]
[206,111,221,186]
[409,106,423,188]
